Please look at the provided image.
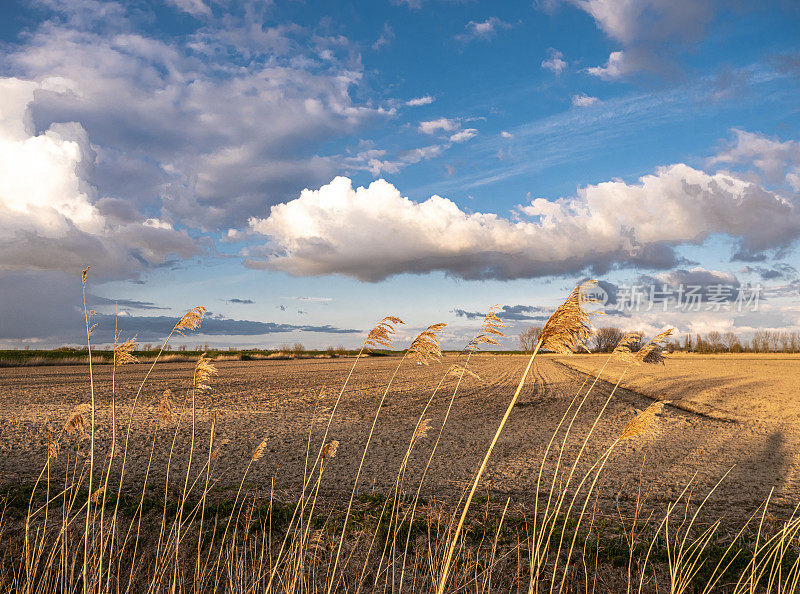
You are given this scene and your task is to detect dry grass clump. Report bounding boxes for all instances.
[321,440,339,459]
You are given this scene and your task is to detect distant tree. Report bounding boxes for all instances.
[706,331,722,353]
[695,334,705,354]
[723,331,740,352]
[769,331,781,352]
[292,342,305,355]
[594,326,624,353]
[519,326,543,353]
[780,332,791,352]
[683,334,692,352]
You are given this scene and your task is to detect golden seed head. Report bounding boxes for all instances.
[113,334,139,367]
[63,404,91,436]
[447,361,481,381]
[252,438,268,461]
[159,389,175,426]
[619,401,671,440]
[322,440,339,459]
[466,305,508,352]
[193,353,218,393]
[408,323,447,365]
[539,280,598,355]
[90,486,105,503]
[81,267,89,286]
[365,316,404,349]
[611,332,644,364]
[414,418,432,440]
[48,441,60,460]
[174,306,206,335]
[635,328,674,365]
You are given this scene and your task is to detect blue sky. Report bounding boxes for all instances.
[0,0,799,349]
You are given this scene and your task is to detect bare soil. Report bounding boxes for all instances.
[1,353,798,523]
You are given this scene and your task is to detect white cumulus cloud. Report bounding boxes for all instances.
[0,77,197,278]
[449,128,478,143]
[243,166,800,282]
[419,118,460,135]
[456,17,513,43]
[571,93,599,107]
[405,95,434,107]
[541,48,567,75]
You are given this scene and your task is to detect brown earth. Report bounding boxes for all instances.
[1,353,798,523]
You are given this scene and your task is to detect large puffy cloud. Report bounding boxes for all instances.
[3,10,387,230]
[0,77,198,277]
[243,165,800,282]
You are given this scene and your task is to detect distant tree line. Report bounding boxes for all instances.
[519,326,800,354]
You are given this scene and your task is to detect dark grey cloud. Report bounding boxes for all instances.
[227,298,255,304]
[635,268,742,304]
[89,295,168,310]
[732,249,768,262]
[97,314,359,342]
[454,305,550,322]
[741,264,798,281]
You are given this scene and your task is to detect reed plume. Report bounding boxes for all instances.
[407,323,447,365]
[466,305,507,351]
[619,401,671,440]
[321,440,339,460]
[635,328,675,365]
[365,316,404,348]
[174,306,206,335]
[63,403,91,436]
[447,361,481,381]
[610,332,645,365]
[252,439,268,461]
[113,336,138,367]
[48,441,60,460]
[539,280,598,354]
[414,418,432,440]
[158,389,175,426]
[193,353,218,393]
[90,486,105,503]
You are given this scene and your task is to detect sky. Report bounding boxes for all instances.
[1,0,799,350]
